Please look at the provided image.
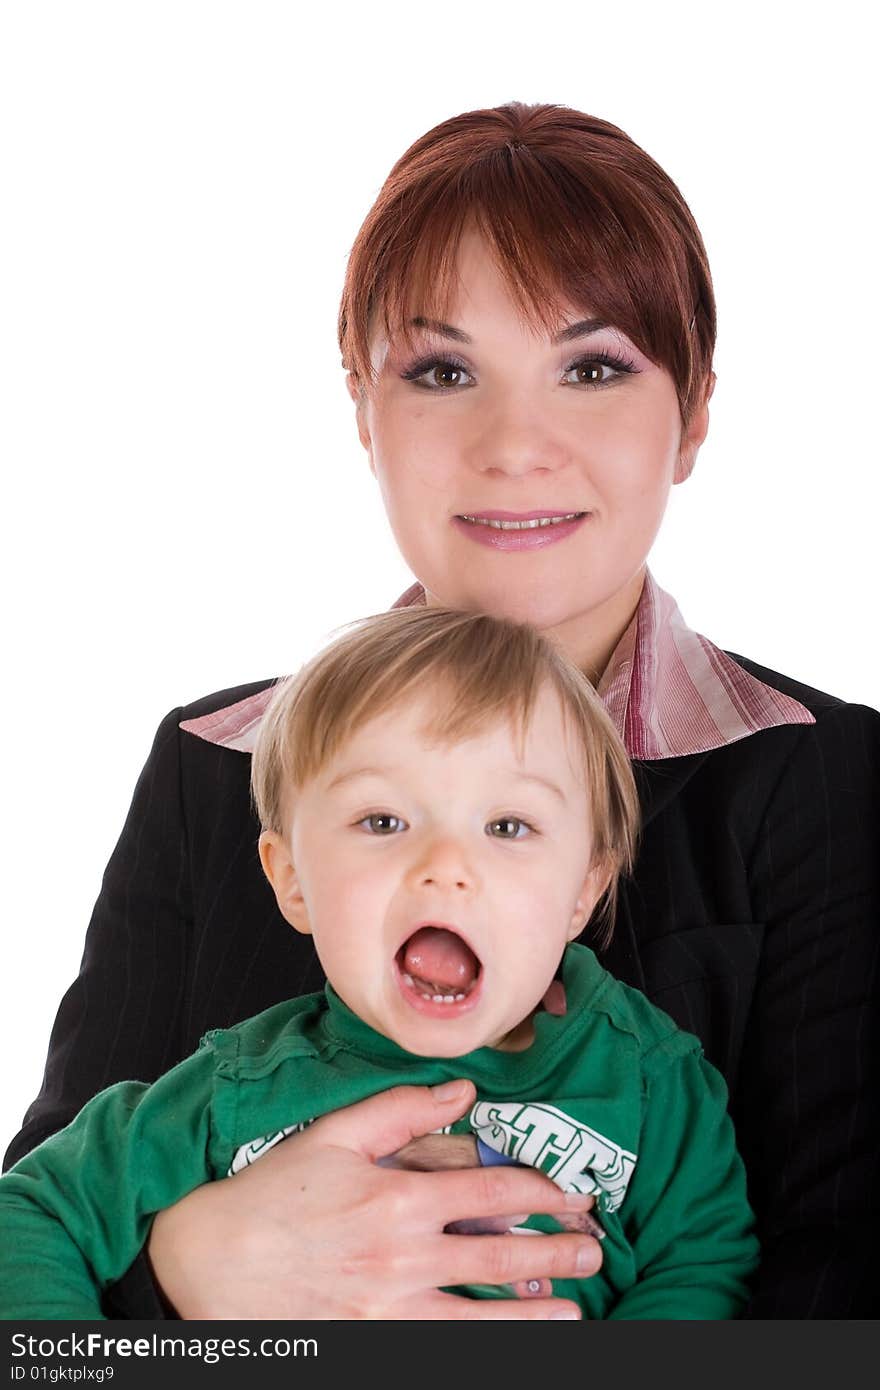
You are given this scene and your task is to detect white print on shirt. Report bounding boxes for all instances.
[227,1121,310,1175]
[228,1100,636,1214]
[469,1101,637,1212]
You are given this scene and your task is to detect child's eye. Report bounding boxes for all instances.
[486,816,533,840]
[358,813,407,835]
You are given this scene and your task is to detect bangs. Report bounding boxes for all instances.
[281,609,550,795]
[338,103,715,424]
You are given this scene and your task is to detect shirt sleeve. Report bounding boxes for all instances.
[607,1043,760,1320]
[0,1044,217,1320]
[740,702,880,1317]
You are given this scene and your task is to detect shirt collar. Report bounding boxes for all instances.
[317,943,609,1085]
[179,568,814,759]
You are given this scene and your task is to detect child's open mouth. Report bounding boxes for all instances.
[395,925,483,1017]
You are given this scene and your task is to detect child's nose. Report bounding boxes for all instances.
[412,836,476,892]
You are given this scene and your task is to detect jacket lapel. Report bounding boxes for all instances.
[635,751,710,829]
[598,751,711,991]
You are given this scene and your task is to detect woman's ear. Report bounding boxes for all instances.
[567,858,614,941]
[675,370,716,484]
[345,371,374,465]
[258,830,312,935]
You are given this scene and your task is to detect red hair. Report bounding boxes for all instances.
[338,102,715,425]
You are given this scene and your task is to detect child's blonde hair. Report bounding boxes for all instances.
[252,607,639,941]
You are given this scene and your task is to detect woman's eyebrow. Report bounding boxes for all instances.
[407,316,471,343]
[407,315,610,345]
[553,318,611,344]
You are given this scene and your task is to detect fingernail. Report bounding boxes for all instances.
[431,1079,468,1101]
[550,1309,581,1320]
[577,1242,599,1274]
[565,1191,596,1207]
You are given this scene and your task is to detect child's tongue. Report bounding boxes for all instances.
[402,926,479,993]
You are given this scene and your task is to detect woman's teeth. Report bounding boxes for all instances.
[460,513,582,530]
[402,971,467,1003]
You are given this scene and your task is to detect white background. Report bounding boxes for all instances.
[1,1,877,1149]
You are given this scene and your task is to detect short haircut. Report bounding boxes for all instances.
[338,101,715,427]
[251,607,639,942]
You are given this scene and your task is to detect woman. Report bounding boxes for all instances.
[5,101,878,1319]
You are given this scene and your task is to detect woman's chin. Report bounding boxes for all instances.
[424,579,588,634]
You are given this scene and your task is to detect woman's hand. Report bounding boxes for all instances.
[147,1079,602,1319]
[381,1120,605,1304]
[384,1129,605,1234]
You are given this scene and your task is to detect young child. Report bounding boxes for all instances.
[0,608,759,1319]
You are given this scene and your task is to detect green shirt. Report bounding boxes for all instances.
[0,944,758,1319]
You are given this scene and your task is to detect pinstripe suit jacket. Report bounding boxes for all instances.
[5,654,879,1318]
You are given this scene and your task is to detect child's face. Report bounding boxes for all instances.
[260,682,608,1057]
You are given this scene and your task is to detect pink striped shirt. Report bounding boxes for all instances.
[179,569,814,758]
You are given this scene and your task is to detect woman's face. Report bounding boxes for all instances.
[348,226,711,672]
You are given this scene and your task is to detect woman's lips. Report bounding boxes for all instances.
[452,510,589,551]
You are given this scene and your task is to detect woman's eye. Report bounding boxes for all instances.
[401,356,473,390]
[562,353,635,388]
[359,813,407,835]
[486,817,531,840]
[401,350,635,392]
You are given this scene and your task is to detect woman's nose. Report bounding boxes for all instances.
[469,396,570,478]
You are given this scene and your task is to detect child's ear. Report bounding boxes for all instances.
[258,830,312,936]
[567,858,614,941]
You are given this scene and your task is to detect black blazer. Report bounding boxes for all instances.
[5,655,879,1318]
